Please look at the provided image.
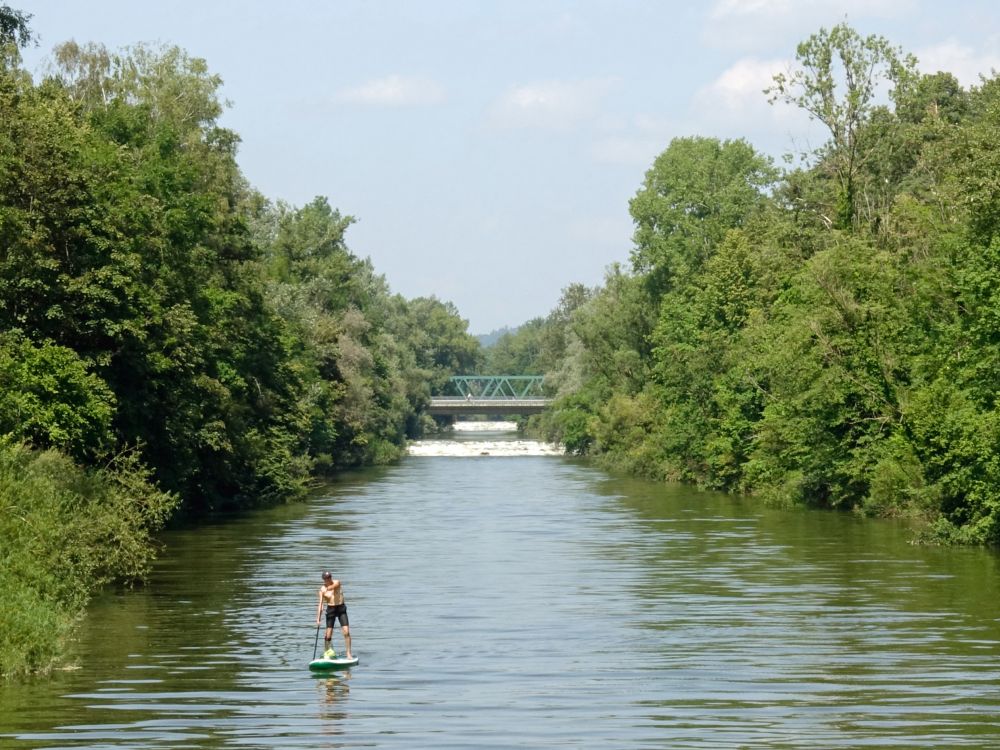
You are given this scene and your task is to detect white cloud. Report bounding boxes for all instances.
[709,0,912,21]
[698,57,789,112]
[703,0,916,53]
[488,77,618,131]
[917,38,1000,86]
[695,57,812,133]
[336,75,446,107]
[709,0,798,19]
[692,57,823,157]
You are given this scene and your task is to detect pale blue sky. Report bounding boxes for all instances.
[18,1,1000,333]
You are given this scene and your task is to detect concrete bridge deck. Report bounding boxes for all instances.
[427,397,552,416]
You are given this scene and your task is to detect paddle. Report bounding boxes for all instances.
[312,620,321,661]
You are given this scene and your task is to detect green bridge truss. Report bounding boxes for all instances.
[445,375,546,399]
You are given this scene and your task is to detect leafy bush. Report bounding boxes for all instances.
[0,332,115,461]
[0,440,176,677]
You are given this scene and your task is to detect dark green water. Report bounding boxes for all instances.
[2,432,1000,748]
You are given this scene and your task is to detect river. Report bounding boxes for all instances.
[2,423,999,748]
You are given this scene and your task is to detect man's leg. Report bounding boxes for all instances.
[342,625,352,659]
[324,626,334,656]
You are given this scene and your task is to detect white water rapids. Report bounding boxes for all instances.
[406,421,563,457]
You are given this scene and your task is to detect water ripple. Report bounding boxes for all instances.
[2,445,1000,748]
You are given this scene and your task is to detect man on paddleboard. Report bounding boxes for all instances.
[316,571,352,659]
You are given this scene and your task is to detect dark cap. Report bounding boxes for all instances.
[322,571,332,580]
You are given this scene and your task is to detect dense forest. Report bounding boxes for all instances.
[0,8,480,676]
[5,6,1000,679]
[493,25,1000,551]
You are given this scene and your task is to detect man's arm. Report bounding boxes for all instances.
[316,588,324,623]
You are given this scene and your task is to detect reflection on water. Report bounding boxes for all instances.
[315,672,350,739]
[2,436,999,748]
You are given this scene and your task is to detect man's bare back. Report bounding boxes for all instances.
[319,580,344,606]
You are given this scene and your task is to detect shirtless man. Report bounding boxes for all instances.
[315,571,352,659]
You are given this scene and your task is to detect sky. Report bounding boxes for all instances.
[16,1,1000,334]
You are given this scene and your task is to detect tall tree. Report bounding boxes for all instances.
[0,4,32,49]
[767,22,918,228]
[630,137,776,297]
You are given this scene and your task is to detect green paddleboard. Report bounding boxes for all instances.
[309,655,359,671]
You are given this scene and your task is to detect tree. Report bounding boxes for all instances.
[404,296,480,375]
[0,333,115,462]
[630,137,776,296]
[0,4,32,49]
[483,318,544,375]
[767,22,918,228]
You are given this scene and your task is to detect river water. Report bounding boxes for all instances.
[2,423,1000,748]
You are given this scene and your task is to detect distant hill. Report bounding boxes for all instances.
[476,326,518,348]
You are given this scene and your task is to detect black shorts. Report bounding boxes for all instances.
[325,603,349,628]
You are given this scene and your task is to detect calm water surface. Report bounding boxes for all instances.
[2,428,1000,748]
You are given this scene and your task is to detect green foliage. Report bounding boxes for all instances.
[533,24,1000,547]
[906,383,1000,545]
[404,296,481,378]
[590,389,672,478]
[482,284,595,398]
[0,332,115,461]
[630,137,777,296]
[257,196,478,464]
[953,82,1000,244]
[0,30,481,675]
[0,37,479,512]
[544,392,596,455]
[0,440,176,677]
[483,318,545,375]
[767,22,918,228]
[0,4,32,49]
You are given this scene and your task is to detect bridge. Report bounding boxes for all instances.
[428,375,552,416]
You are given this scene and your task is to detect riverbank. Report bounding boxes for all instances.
[0,442,175,678]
